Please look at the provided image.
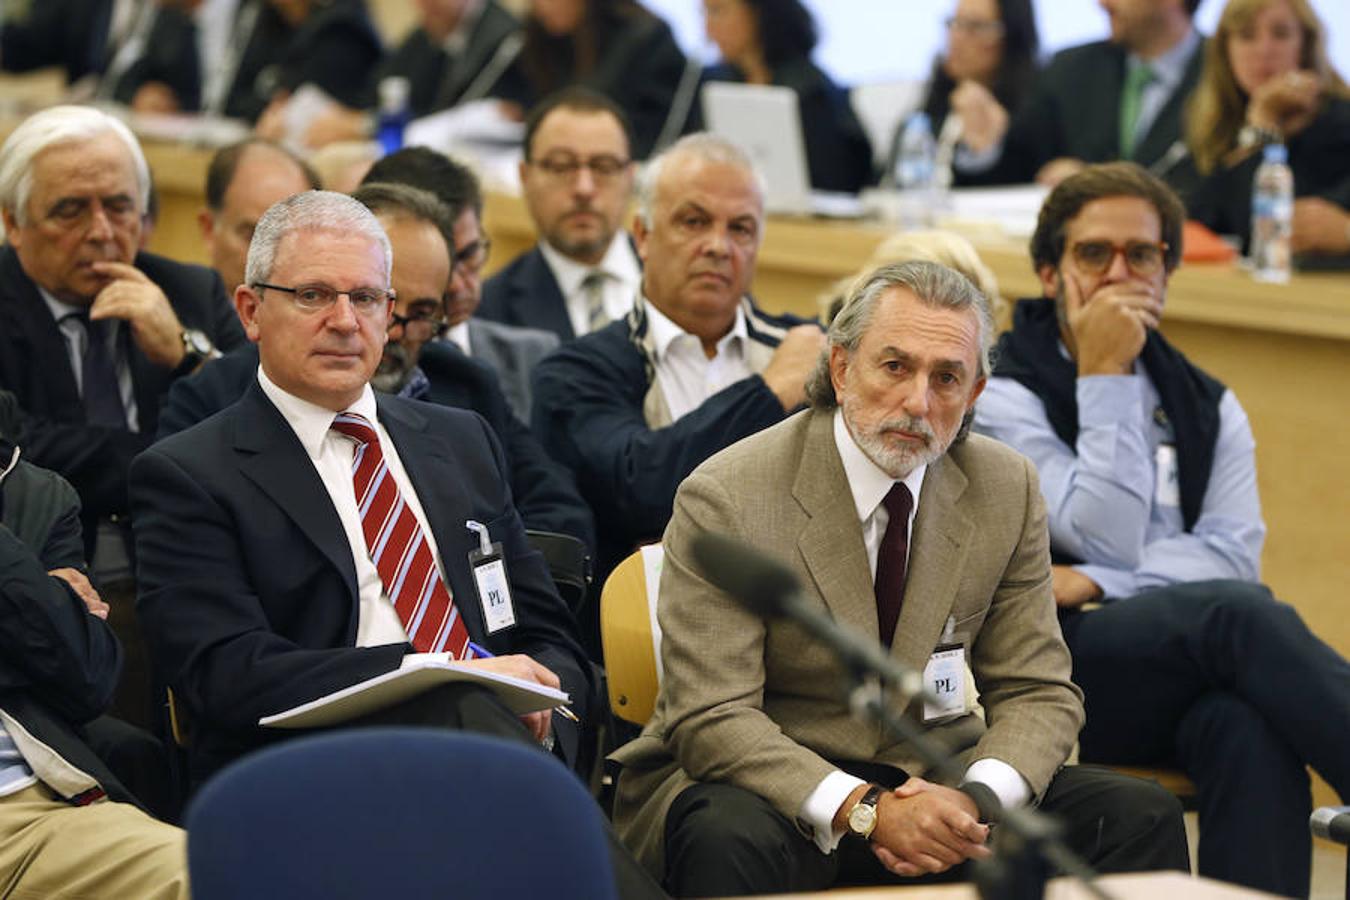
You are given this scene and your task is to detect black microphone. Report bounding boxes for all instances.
[1311,807,1350,844]
[689,531,926,702]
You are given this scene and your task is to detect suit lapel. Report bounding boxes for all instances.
[792,412,879,639]
[0,248,82,415]
[890,453,972,673]
[1135,37,1205,165]
[233,384,358,598]
[519,249,575,340]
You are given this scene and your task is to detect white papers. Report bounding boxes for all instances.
[258,658,570,729]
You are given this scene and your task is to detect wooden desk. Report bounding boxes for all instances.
[748,871,1276,899]
[136,140,1350,737]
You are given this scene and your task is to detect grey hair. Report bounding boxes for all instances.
[805,260,996,409]
[244,190,392,287]
[0,105,151,225]
[350,181,456,261]
[635,132,766,229]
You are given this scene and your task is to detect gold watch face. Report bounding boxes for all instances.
[848,802,877,837]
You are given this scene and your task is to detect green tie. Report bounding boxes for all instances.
[1119,62,1155,159]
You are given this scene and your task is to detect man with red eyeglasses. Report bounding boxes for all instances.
[972,161,1350,898]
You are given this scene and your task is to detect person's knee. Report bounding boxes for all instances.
[665,784,809,894]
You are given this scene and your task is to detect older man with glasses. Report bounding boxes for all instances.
[972,161,1350,897]
[480,87,643,343]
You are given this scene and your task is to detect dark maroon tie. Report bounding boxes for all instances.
[875,482,913,647]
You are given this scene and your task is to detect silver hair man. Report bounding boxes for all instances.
[0,105,151,224]
[635,132,767,229]
[244,190,393,288]
[806,260,996,410]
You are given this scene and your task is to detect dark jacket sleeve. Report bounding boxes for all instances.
[282,3,384,109]
[530,329,787,550]
[155,346,259,441]
[0,525,121,725]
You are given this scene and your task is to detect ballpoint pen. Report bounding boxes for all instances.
[467,641,581,723]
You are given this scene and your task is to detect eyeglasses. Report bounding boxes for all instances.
[530,153,631,182]
[1068,240,1170,276]
[453,238,492,276]
[253,282,394,314]
[945,16,1005,38]
[389,306,445,339]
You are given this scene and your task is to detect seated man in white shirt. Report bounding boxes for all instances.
[480,88,643,342]
[530,132,826,601]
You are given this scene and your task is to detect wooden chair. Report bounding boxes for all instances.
[599,545,665,726]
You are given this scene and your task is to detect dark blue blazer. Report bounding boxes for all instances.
[156,343,594,553]
[479,246,575,343]
[131,383,592,783]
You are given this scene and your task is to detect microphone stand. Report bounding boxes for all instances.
[729,558,1107,895]
[841,670,1110,900]
[691,531,1114,900]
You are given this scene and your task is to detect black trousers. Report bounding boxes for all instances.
[350,683,668,900]
[1061,579,1350,898]
[662,764,1188,897]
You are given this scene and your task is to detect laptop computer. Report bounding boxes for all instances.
[700,81,865,219]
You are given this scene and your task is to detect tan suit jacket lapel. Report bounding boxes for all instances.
[791,412,879,639]
[891,453,973,675]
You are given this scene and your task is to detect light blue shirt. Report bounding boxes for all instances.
[0,724,37,798]
[972,365,1265,600]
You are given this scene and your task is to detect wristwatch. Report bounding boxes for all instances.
[846,785,886,841]
[172,328,217,377]
[1237,123,1282,149]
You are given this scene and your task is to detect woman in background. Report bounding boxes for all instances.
[1186,0,1350,256]
[696,0,872,194]
[922,0,1039,137]
[499,0,687,159]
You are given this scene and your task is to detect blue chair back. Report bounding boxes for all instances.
[186,728,619,899]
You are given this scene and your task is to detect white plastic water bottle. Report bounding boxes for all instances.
[894,112,939,226]
[1250,142,1293,284]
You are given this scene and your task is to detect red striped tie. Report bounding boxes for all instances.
[331,412,471,658]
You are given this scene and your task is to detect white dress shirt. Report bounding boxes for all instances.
[256,367,450,666]
[538,233,642,338]
[642,296,752,423]
[445,320,471,357]
[796,410,1028,854]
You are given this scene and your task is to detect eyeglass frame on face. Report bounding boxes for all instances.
[252,282,395,315]
[528,152,632,182]
[452,238,492,277]
[388,303,446,340]
[945,16,1005,39]
[1067,240,1170,277]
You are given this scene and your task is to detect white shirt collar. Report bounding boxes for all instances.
[257,365,379,460]
[642,294,748,363]
[832,408,927,525]
[444,320,471,356]
[38,286,85,324]
[537,231,640,299]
